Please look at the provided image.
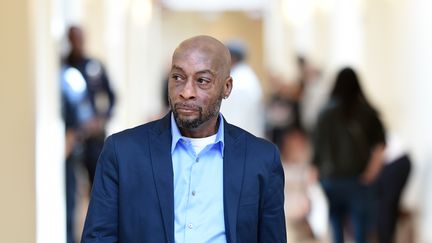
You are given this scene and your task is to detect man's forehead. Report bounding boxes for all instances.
[177,35,223,51]
[173,47,219,66]
[173,45,216,60]
[171,36,230,77]
[173,37,228,63]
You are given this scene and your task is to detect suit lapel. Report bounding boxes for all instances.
[149,114,174,243]
[223,122,246,243]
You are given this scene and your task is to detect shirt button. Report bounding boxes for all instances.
[192,190,196,196]
[195,157,199,162]
[188,223,193,229]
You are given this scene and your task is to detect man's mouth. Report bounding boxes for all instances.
[175,104,200,114]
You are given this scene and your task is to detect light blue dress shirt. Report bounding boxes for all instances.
[171,114,226,243]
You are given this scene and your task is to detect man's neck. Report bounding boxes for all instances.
[179,116,220,138]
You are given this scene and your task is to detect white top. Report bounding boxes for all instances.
[187,134,218,155]
[384,132,408,164]
[220,62,265,137]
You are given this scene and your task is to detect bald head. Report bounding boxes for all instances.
[173,35,231,79]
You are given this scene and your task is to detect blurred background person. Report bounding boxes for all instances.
[297,58,326,134]
[311,67,386,243]
[266,56,319,148]
[64,25,116,187]
[60,63,90,243]
[220,40,265,137]
[266,55,329,243]
[376,132,412,243]
[61,25,116,243]
[279,127,329,243]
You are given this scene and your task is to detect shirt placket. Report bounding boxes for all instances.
[183,141,201,243]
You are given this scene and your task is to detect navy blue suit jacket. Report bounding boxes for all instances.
[81,113,286,243]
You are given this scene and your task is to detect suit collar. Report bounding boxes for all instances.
[152,112,171,135]
[223,119,246,243]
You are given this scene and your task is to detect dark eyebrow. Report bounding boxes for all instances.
[171,65,184,72]
[196,69,215,77]
[171,65,216,77]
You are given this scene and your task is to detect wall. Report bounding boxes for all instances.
[0,0,64,242]
[33,0,66,241]
[0,0,36,242]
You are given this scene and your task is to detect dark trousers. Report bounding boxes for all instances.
[376,155,411,243]
[66,134,105,243]
[321,178,376,243]
[83,133,105,186]
[66,155,77,243]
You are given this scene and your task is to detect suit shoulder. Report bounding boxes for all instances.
[228,123,278,153]
[248,134,279,155]
[228,124,281,174]
[108,118,163,142]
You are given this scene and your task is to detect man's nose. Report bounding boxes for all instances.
[180,79,196,99]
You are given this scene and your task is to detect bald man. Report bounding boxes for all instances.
[81,36,286,243]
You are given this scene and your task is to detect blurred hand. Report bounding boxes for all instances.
[83,116,106,137]
[308,166,319,184]
[360,143,385,185]
[65,129,77,157]
[286,195,311,221]
[360,168,379,185]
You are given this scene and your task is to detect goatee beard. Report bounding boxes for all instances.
[169,96,222,130]
[173,106,204,129]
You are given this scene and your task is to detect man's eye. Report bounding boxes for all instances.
[197,78,210,84]
[172,75,182,81]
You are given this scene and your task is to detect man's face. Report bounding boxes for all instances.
[168,47,229,134]
[68,27,84,57]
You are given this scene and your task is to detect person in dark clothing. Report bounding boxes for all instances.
[266,56,315,148]
[61,25,115,243]
[312,67,386,243]
[63,26,116,184]
[376,133,411,243]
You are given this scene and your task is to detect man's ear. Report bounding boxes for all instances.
[223,76,233,98]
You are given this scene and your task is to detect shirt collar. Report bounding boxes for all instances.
[171,113,225,155]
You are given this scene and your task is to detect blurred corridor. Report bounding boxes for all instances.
[1,0,432,242]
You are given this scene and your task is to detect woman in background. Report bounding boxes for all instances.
[312,67,386,243]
